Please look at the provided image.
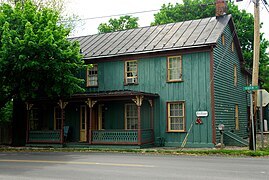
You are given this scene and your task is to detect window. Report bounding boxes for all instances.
[221,34,225,46]
[29,108,39,130]
[125,60,138,84]
[87,64,98,87]
[234,64,237,86]
[231,40,234,52]
[235,104,239,130]
[54,107,64,130]
[125,104,138,130]
[167,102,185,132]
[167,56,182,82]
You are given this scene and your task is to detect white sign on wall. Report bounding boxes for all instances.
[196,111,208,117]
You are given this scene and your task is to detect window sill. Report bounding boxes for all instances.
[167,80,184,83]
[166,130,186,133]
[86,85,98,88]
[124,83,139,86]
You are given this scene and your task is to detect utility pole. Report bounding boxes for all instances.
[250,0,260,150]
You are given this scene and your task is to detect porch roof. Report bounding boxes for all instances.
[71,90,159,100]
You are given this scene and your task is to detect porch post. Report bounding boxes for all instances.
[132,95,143,145]
[148,99,154,143]
[86,98,97,144]
[25,102,33,144]
[58,100,68,144]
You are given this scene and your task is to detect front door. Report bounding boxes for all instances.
[80,105,87,142]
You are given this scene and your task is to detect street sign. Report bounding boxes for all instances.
[257,89,269,107]
[243,86,259,91]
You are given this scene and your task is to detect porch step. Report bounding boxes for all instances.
[223,131,248,147]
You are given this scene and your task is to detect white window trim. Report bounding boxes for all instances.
[125,60,138,84]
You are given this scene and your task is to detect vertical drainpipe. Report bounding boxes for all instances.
[210,46,216,145]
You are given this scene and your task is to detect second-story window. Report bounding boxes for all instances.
[167,56,182,82]
[87,64,98,87]
[125,60,138,84]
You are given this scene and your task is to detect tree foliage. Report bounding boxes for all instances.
[98,15,139,33]
[152,0,269,89]
[0,0,67,13]
[0,1,85,110]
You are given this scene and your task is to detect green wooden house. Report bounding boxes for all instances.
[13,14,250,148]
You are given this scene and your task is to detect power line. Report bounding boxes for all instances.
[60,9,161,23]
[261,0,269,13]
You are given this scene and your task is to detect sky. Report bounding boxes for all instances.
[65,0,269,41]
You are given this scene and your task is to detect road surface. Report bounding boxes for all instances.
[0,151,268,179]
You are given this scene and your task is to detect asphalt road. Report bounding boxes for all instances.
[0,151,268,180]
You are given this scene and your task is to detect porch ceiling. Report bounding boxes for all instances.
[71,90,159,101]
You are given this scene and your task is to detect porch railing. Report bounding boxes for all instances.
[92,129,154,145]
[29,130,61,143]
[92,130,138,144]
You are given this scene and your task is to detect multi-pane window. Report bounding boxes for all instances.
[54,107,64,130]
[167,56,182,81]
[87,64,98,87]
[125,60,138,84]
[167,102,185,132]
[29,108,39,130]
[125,104,138,130]
[234,64,237,87]
[235,104,239,130]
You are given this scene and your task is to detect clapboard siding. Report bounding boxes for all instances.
[213,25,248,143]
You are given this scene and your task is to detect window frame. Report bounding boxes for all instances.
[221,33,225,46]
[86,64,98,87]
[125,103,138,130]
[54,107,64,130]
[231,40,234,52]
[29,108,39,130]
[166,101,186,132]
[124,60,138,85]
[167,56,183,82]
[235,104,239,130]
[234,64,237,87]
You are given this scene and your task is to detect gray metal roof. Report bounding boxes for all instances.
[70,15,232,59]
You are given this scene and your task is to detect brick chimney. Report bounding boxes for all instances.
[216,0,227,17]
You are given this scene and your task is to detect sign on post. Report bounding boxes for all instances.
[243,86,259,91]
[257,89,269,107]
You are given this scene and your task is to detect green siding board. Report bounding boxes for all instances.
[213,25,248,144]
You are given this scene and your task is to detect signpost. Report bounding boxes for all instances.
[244,85,258,151]
[257,89,269,149]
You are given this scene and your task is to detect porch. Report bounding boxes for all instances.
[25,90,158,147]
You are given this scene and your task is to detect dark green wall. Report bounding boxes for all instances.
[85,51,213,147]
[213,25,248,143]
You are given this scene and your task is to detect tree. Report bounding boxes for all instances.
[152,0,269,89]
[0,1,85,111]
[98,15,139,33]
[0,0,68,13]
